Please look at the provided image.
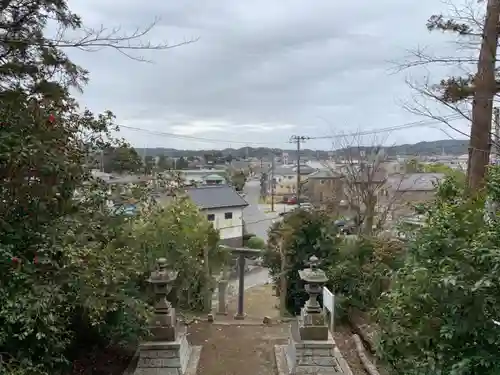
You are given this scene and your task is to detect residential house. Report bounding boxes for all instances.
[269,164,317,197]
[305,169,345,208]
[340,165,388,224]
[186,185,249,247]
[177,169,226,185]
[385,172,445,220]
[203,173,226,185]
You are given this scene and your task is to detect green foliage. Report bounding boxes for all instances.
[246,236,266,250]
[175,156,189,170]
[157,154,172,170]
[231,171,246,191]
[376,170,500,375]
[0,1,214,374]
[103,144,143,174]
[263,209,342,315]
[327,237,405,320]
[144,155,155,174]
[405,159,424,173]
[130,197,227,310]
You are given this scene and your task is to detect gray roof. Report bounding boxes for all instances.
[308,169,343,179]
[272,165,316,176]
[203,174,225,180]
[186,185,248,210]
[388,173,445,191]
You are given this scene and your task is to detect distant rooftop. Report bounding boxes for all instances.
[388,173,445,191]
[203,174,226,180]
[308,169,343,179]
[186,185,248,210]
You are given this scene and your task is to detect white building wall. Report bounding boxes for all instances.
[204,206,244,240]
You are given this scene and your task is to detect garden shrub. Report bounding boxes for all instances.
[376,172,500,375]
[327,237,405,320]
[246,236,266,249]
[264,209,342,315]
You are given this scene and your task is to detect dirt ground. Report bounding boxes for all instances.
[189,322,288,375]
[227,283,281,320]
[189,282,367,375]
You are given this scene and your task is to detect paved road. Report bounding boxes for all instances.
[243,180,277,239]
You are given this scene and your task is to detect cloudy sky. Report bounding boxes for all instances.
[68,0,473,150]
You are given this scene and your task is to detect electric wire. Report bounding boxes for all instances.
[117,114,466,147]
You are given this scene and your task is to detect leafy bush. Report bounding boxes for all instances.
[0,1,224,371]
[376,172,500,375]
[264,209,342,315]
[246,236,266,249]
[327,237,405,320]
[129,197,228,310]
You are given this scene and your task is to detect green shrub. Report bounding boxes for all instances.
[130,197,228,311]
[327,237,405,320]
[376,172,500,374]
[246,236,266,249]
[264,209,342,315]
[243,233,256,242]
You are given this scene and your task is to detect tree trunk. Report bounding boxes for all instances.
[467,0,500,191]
[363,198,375,235]
[203,246,212,312]
[279,244,287,316]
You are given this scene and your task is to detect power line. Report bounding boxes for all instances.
[308,115,464,140]
[117,114,465,149]
[116,124,279,146]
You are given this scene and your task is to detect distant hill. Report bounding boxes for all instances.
[136,139,469,160]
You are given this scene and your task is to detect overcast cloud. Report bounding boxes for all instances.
[68,0,471,150]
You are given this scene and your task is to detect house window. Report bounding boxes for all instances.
[224,212,233,219]
[207,214,215,221]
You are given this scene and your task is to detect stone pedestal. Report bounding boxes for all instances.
[298,306,329,341]
[274,322,352,375]
[134,324,201,375]
[133,259,201,375]
[274,256,352,375]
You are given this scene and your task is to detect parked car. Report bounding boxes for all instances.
[334,219,357,235]
[287,196,297,205]
[299,202,313,210]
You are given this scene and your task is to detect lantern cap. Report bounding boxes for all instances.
[298,255,328,284]
[148,258,178,284]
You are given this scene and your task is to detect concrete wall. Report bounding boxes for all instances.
[306,178,345,206]
[203,206,244,242]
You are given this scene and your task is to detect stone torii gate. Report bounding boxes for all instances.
[218,245,263,320]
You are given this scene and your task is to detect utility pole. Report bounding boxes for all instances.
[290,135,310,205]
[271,155,275,212]
[467,0,500,190]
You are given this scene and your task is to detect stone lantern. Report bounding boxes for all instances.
[299,255,328,314]
[298,255,329,340]
[275,255,353,374]
[147,257,179,341]
[134,258,201,375]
